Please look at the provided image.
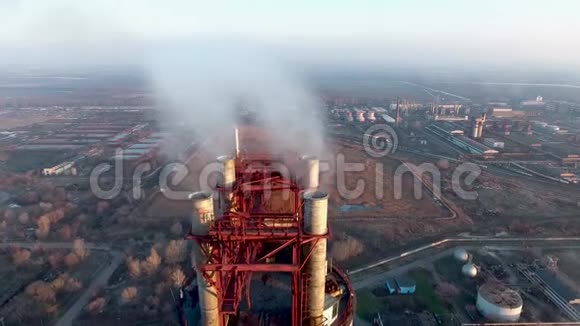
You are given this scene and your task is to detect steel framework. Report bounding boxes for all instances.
[186,153,329,325]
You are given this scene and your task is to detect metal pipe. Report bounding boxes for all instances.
[234,127,240,158]
[301,156,319,192]
[189,191,219,326]
[302,191,328,325]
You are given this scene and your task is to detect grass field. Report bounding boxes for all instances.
[409,268,448,314]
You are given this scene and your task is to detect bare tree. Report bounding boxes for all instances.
[12,248,31,265]
[126,257,142,278]
[121,287,138,304]
[86,297,106,315]
[141,248,162,275]
[18,212,30,225]
[51,274,66,292]
[64,277,83,292]
[164,240,187,264]
[59,225,72,240]
[36,215,51,239]
[167,266,186,288]
[64,252,80,268]
[73,238,88,260]
[48,252,64,268]
[26,281,56,303]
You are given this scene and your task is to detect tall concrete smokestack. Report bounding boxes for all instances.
[234,127,240,158]
[477,114,486,138]
[302,191,329,325]
[301,156,319,192]
[471,117,479,138]
[395,97,401,126]
[189,192,219,326]
[217,155,236,213]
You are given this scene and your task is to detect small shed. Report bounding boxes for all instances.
[395,276,416,294]
[385,278,397,294]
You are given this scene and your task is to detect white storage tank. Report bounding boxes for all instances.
[454,248,469,262]
[462,263,478,278]
[476,283,523,322]
[366,111,376,121]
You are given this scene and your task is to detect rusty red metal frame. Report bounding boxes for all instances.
[185,154,333,325]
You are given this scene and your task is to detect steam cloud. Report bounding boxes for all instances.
[146,43,325,158]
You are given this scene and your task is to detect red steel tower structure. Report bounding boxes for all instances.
[185,128,354,326]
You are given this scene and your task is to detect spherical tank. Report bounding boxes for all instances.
[462,263,478,277]
[454,248,469,262]
[476,283,522,322]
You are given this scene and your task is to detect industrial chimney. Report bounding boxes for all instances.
[477,114,486,138]
[302,191,329,325]
[189,192,219,326]
[301,156,320,192]
[471,117,479,138]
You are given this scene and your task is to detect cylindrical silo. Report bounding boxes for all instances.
[302,191,329,325]
[189,192,219,326]
[301,156,319,192]
[476,283,523,322]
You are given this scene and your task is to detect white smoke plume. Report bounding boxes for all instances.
[146,42,325,158]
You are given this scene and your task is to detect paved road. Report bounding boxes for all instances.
[352,248,455,290]
[350,236,580,290]
[0,241,110,251]
[55,250,123,326]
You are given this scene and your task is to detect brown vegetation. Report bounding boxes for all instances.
[141,248,162,276]
[86,297,106,315]
[73,238,88,260]
[166,266,186,288]
[12,248,32,265]
[121,287,138,304]
[164,240,187,264]
[64,252,81,267]
[127,257,142,278]
[36,215,51,239]
[330,235,364,262]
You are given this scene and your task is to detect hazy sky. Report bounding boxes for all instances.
[1,0,580,68]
